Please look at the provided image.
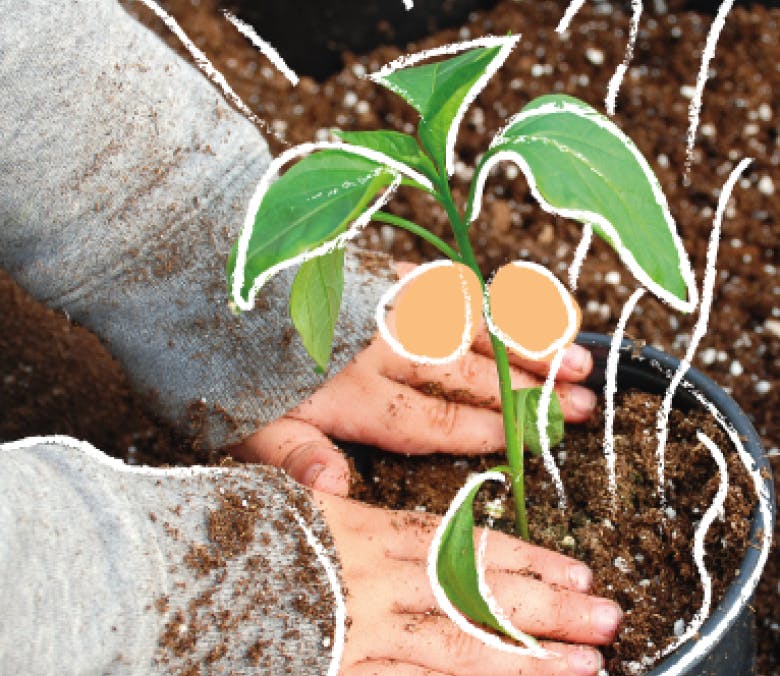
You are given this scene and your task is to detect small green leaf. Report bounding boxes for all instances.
[488,94,689,303]
[436,471,540,647]
[333,130,438,185]
[375,46,502,172]
[289,248,345,371]
[514,388,564,456]
[227,149,393,302]
[437,479,504,631]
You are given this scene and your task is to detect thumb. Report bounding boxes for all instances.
[230,417,350,496]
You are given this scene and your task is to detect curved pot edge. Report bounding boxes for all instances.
[575,332,776,676]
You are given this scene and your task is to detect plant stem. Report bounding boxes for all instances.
[373,211,462,262]
[434,176,529,538]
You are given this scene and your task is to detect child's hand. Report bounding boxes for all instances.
[315,491,620,675]
[232,262,596,496]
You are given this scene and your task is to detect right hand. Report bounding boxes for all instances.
[315,491,621,676]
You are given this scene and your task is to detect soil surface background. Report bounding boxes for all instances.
[1,0,778,673]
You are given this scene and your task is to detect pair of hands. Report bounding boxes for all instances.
[232,266,618,675]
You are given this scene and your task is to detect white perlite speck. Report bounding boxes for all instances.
[586,47,605,65]
[674,619,686,637]
[756,380,771,394]
[758,176,775,195]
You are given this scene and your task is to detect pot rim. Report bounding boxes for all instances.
[575,332,775,675]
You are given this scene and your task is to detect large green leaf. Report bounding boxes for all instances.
[514,388,564,457]
[374,46,503,173]
[333,130,438,185]
[228,149,393,303]
[289,248,345,372]
[435,472,538,648]
[485,94,690,303]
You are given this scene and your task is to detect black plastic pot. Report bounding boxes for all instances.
[577,332,775,676]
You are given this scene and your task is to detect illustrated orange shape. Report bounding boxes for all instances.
[391,262,482,360]
[487,262,581,359]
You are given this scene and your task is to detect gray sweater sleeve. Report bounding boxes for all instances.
[0,438,340,674]
[0,0,394,449]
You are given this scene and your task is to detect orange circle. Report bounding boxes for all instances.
[391,262,482,360]
[488,263,580,357]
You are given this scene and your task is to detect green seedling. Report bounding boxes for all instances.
[228,36,690,643]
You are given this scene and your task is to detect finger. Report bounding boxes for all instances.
[381,342,596,423]
[345,660,451,676]
[353,613,604,676]
[382,557,620,646]
[291,368,507,455]
[231,417,350,496]
[381,516,593,593]
[472,325,593,383]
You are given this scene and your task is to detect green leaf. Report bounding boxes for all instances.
[514,388,564,457]
[436,471,540,647]
[437,479,504,631]
[289,248,345,371]
[374,46,503,172]
[227,149,393,303]
[333,130,438,185]
[489,94,689,303]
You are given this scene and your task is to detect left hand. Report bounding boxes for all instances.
[232,263,596,496]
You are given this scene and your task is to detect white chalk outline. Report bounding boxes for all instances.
[483,261,579,361]
[135,0,288,146]
[655,157,753,505]
[640,386,772,675]
[231,141,435,311]
[538,347,569,508]
[468,99,699,315]
[683,0,735,183]
[605,0,643,115]
[222,10,299,86]
[369,35,521,176]
[375,260,479,365]
[1,435,347,675]
[555,0,588,34]
[568,222,593,291]
[643,431,728,667]
[426,470,552,659]
[604,288,646,505]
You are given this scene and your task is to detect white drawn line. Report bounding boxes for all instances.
[292,512,346,676]
[605,0,643,115]
[472,100,699,315]
[370,35,520,176]
[231,140,433,312]
[654,157,752,504]
[683,0,735,183]
[643,389,772,676]
[537,346,569,508]
[426,471,552,659]
[222,11,299,86]
[604,288,646,506]
[375,260,478,365]
[135,0,288,146]
[556,0,588,34]
[568,223,592,291]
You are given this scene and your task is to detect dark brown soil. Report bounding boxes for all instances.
[2,0,777,673]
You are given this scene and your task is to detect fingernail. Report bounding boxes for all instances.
[571,387,597,415]
[568,646,603,675]
[568,564,593,592]
[593,600,623,640]
[302,463,326,488]
[309,465,349,495]
[563,344,591,374]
